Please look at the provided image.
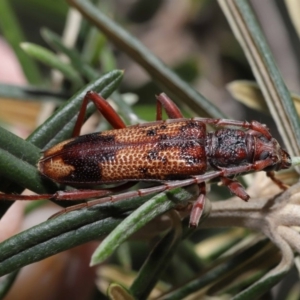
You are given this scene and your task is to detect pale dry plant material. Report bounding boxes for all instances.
[204,177,300,283]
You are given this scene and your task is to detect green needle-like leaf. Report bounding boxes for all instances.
[67,0,226,119]
[90,185,198,266]
[0,127,56,195]
[0,185,195,276]
[130,225,183,300]
[28,69,124,149]
[0,83,67,102]
[219,0,300,156]
[0,127,40,166]
[21,42,84,88]
[161,239,272,300]
[41,28,99,81]
[0,0,41,84]
[0,147,51,194]
[0,270,19,298]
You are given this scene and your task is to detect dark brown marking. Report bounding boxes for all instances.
[161,157,168,164]
[146,150,159,161]
[180,121,204,132]
[146,129,157,136]
[64,133,115,149]
[159,134,168,140]
[138,167,148,174]
[156,141,172,151]
[42,132,118,184]
[62,153,103,183]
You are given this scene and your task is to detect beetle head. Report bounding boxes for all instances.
[254,137,291,171]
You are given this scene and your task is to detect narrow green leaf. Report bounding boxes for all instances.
[161,239,271,300]
[0,185,192,276]
[90,186,198,266]
[130,227,182,300]
[0,127,40,166]
[219,0,300,156]
[176,240,204,272]
[116,243,132,270]
[67,0,226,119]
[0,214,119,276]
[0,83,67,103]
[100,45,117,73]
[28,69,124,149]
[0,127,54,194]
[0,0,41,84]
[0,270,19,298]
[21,42,84,88]
[232,272,287,300]
[0,147,54,194]
[41,28,99,81]
[82,28,107,65]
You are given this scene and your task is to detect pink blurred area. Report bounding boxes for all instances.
[0,38,99,299]
[0,38,26,85]
[4,242,98,300]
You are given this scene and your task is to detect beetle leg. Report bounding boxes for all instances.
[156,93,183,120]
[50,184,179,218]
[0,193,53,201]
[51,171,225,218]
[51,189,112,200]
[57,183,137,201]
[193,118,272,140]
[72,91,126,137]
[189,182,206,228]
[0,189,112,201]
[0,182,137,202]
[219,158,274,177]
[266,171,289,190]
[51,182,137,200]
[220,177,249,201]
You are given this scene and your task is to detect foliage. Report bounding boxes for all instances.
[0,0,300,299]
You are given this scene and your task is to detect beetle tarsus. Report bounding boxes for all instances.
[266,171,289,190]
[220,177,249,201]
[189,182,206,227]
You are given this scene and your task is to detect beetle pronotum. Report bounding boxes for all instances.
[0,92,292,227]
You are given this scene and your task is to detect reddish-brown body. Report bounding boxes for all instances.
[0,91,292,227]
[39,118,291,188]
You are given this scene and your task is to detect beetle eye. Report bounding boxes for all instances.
[259,151,269,160]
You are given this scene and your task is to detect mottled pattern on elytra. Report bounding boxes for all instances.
[38,120,207,185]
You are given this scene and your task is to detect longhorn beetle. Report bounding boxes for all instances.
[0,92,292,227]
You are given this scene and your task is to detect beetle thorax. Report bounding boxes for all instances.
[206,129,251,169]
[206,128,291,172]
